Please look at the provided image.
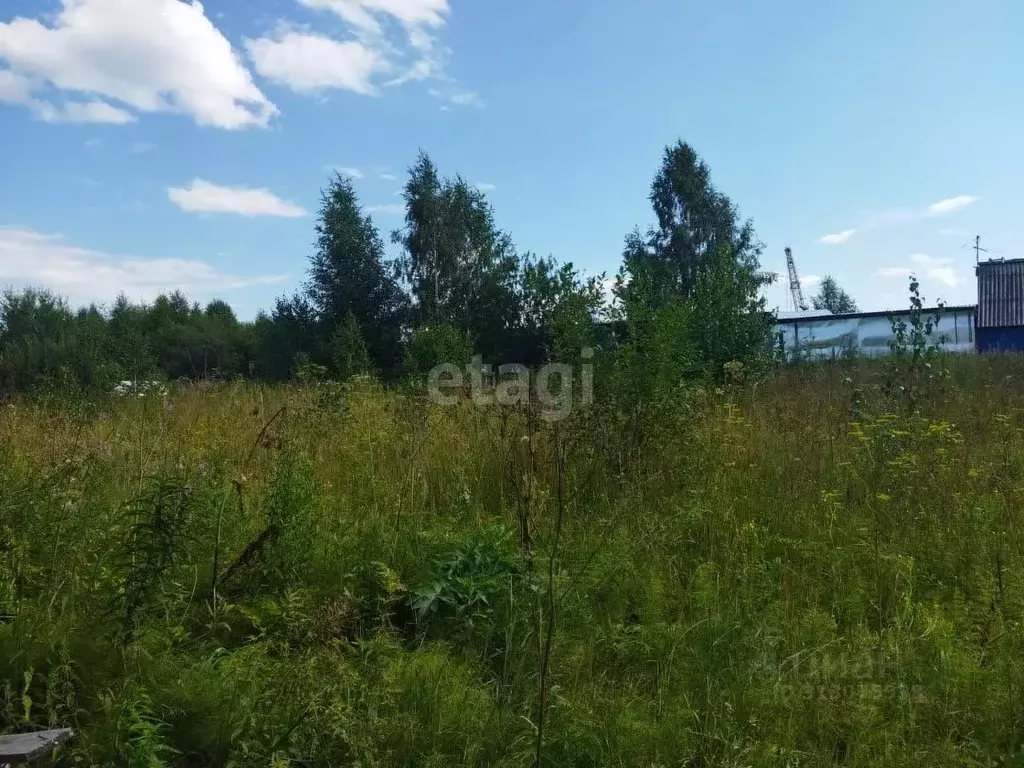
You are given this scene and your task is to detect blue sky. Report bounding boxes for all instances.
[0,0,1020,318]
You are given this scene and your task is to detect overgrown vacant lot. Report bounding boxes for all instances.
[4,357,1024,766]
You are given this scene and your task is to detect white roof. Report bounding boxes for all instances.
[775,309,834,320]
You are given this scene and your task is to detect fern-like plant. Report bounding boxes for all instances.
[118,476,191,644]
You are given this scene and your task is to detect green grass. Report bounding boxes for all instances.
[4,358,1024,766]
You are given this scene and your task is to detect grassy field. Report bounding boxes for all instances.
[3,356,1024,766]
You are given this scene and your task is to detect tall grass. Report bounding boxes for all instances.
[3,358,1024,765]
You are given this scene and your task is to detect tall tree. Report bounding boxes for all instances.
[519,254,605,364]
[620,141,769,303]
[251,294,321,381]
[394,151,521,361]
[307,173,409,376]
[616,140,775,373]
[812,276,858,314]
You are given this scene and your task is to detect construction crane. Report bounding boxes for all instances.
[785,247,809,312]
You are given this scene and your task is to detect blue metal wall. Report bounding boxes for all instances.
[976,326,1024,353]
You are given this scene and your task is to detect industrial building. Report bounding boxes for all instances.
[975,258,1024,352]
[775,257,1024,359]
[775,305,977,360]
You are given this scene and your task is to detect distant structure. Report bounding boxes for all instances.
[775,305,977,360]
[784,247,809,312]
[976,258,1024,352]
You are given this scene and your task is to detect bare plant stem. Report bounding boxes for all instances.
[536,429,565,768]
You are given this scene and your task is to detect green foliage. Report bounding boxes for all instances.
[0,288,117,393]
[393,152,523,362]
[887,274,949,410]
[689,242,776,374]
[327,311,373,380]
[1,140,786,391]
[410,525,526,637]
[252,294,323,382]
[105,684,177,767]
[119,476,193,643]
[519,254,604,364]
[404,323,473,375]
[621,140,769,303]
[3,360,1024,765]
[812,275,859,314]
[615,141,776,379]
[308,173,409,376]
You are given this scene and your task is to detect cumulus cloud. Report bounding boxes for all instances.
[167,180,307,218]
[927,195,979,216]
[379,172,397,181]
[0,69,136,124]
[42,100,136,124]
[878,253,959,288]
[331,166,364,178]
[0,0,275,129]
[245,0,474,103]
[246,32,382,95]
[0,225,287,306]
[800,274,822,286]
[0,68,34,103]
[819,229,856,245]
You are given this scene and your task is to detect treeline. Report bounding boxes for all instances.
[0,141,775,393]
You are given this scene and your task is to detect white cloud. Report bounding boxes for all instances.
[475,182,496,192]
[1,69,135,124]
[130,141,157,154]
[427,85,482,107]
[910,253,960,287]
[819,229,856,245]
[300,0,449,32]
[0,68,33,102]
[0,225,287,306]
[43,100,136,124]
[938,228,969,237]
[826,197,980,241]
[366,203,404,215]
[167,179,307,218]
[877,267,913,278]
[927,195,979,216]
[878,253,960,288]
[379,172,397,181]
[245,32,382,95]
[449,91,481,106]
[930,267,958,287]
[282,0,474,102]
[332,166,364,178]
[800,274,821,286]
[0,0,276,129]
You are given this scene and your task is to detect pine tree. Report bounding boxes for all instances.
[307,173,408,377]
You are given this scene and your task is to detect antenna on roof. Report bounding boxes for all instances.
[974,234,990,265]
